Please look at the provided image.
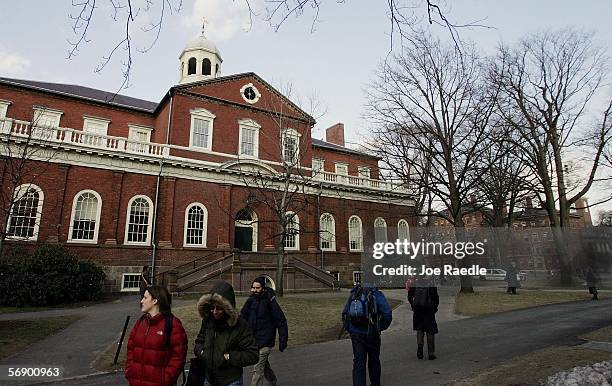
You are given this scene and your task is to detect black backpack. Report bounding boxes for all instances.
[413,287,433,308]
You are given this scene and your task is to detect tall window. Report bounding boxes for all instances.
[69,190,102,242]
[202,58,211,75]
[281,128,301,165]
[284,212,299,250]
[320,213,336,251]
[397,219,410,243]
[125,196,153,244]
[187,57,197,75]
[312,158,324,179]
[190,108,215,151]
[6,184,44,240]
[184,203,208,247]
[238,119,260,158]
[348,215,362,251]
[374,217,388,243]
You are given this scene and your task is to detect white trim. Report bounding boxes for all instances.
[374,217,388,243]
[183,202,208,247]
[67,189,103,244]
[281,128,301,165]
[189,108,215,151]
[83,116,110,136]
[284,211,300,250]
[240,83,261,104]
[0,100,11,119]
[348,215,363,252]
[6,183,44,241]
[312,158,324,179]
[319,212,336,251]
[121,273,141,292]
[238,118,261,158]
[32,107,62,127]
[124,195,154,245]
[358,166,371,179]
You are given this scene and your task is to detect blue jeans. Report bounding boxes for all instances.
[204,377,243,386]
[350,333,381,386]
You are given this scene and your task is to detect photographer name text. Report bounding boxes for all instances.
[372,264,486,276]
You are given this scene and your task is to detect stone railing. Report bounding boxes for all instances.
[318,171,409,193]
[0,118,170,157]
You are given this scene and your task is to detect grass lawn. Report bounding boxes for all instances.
[94,293,402,372]
[446,346,612,386]
[0,295,121,314]
[455,290,611,316]
[0,315,82,360]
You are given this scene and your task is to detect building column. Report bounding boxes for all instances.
[48,164,70,243]
[216,184,232,249]
[157,176,176,248]
[106,170,124,244]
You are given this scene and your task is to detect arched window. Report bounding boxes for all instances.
[398,219,410,243]
[69,190,102,242]
[284,211,299,250]
[6,184,44,240]
[202,58,211,75]
[184,203,208,247]
[215,63,219,74]
[348,215,362,251]
[125,195,153,244]
[320,213,336,251]
[374,217,388,243]
[187,57,197,75]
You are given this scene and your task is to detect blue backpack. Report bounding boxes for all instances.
[347,286,378,328]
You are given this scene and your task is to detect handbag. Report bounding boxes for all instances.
[185,357,206,386]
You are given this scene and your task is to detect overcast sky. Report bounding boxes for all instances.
[1,0,611,213]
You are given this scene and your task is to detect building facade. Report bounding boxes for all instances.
[0,32,415,292]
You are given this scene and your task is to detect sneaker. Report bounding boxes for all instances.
[428,354,437,360]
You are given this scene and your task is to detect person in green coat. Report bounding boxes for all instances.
[194,282,259,386]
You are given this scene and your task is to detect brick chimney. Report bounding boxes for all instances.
[326,123,345,147]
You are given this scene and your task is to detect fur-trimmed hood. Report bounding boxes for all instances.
[197,281,239,327]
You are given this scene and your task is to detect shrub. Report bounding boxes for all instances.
[0,244,106,307]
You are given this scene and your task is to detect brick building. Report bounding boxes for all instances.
[0,31,415,292]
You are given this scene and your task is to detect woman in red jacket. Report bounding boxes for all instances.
[125,285,188,386]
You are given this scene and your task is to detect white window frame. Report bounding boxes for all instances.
[312,158,324,179]
[335,162,349,184]
[284,211,300,250]
[68,189,102,244]
[32,106,62,127]
[83,116,110,136]
[348,215,363,252]
[6,184,44,241]
[353,271,363,286]
[397,219,410,243]
[121,273,141,292]
[281,128,301,165]
[189,108,216,151]
[240,83,262,104]
[358,166,371,179]
[184,202,208,247]
[238,119,261,158]
[124,195,154,245]
[128,124,153,142]
[319,213,336,251]
[0,100,11,119]
[374,217,388,243]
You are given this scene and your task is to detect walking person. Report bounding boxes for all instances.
[586,267,599,300]
[505,261,520,295]
[194,281,259,386]
[407,276,439,360]
[342,283,392,386]
[125,285,188,386]
[240,277,288,386]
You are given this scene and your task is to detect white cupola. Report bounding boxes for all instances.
[179,24,222,85]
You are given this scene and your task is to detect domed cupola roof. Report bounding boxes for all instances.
[178,23,223,85]
[183,34,221,59]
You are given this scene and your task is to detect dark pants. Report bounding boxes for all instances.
[507,287,517,294]
[350,333,381,386]
[589,287,598,300]
[416,330,435,355]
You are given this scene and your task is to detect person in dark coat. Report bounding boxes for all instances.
[194,281,259,386]
[240,277,288,386]
[505,262,520,294]
[342,284,392,386]
[586,267,598,300]
[125,285,188,386]
[407,276,439,360]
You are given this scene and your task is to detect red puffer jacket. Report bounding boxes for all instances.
[125,313,188,386]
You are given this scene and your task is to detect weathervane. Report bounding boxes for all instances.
[201,17,208,37]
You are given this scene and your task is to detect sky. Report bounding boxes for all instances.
[1,0,611,214]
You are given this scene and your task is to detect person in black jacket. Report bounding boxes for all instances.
[407,276,439,360]
[194,281,259,386]
[240,277,288,386]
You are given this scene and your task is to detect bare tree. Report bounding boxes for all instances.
[365,32,501,293]
[0,112,62,259]
[490,28,612,285]
[596,209,612,227]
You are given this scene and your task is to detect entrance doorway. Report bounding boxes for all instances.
[234,208,257,251]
